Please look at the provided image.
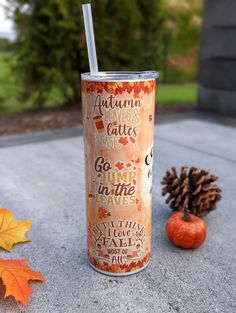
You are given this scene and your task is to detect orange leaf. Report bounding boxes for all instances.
[0,258,45,306]
[98,207,111,219]
[0,208,32,251]
[118,137,128,146]
[115,162,124,170]
[130,137,135,144]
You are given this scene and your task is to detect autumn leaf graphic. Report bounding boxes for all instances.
[133,92,141,99]
[119,137,129,146]
[131,157,140,163]
[115,162,124,170]
[130,137,135,144]
[98,207,111,219]
[126,251,139,259]
[82,81,155,96]
[97,251,109,259]
[0,208,32,251]
[89,253,150,273]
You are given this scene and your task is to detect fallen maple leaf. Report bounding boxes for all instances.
[0,258,45,306]
[0,208,32,251]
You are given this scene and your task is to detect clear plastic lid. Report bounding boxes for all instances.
[81,71,159,82]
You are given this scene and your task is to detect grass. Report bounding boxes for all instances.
[0,50,198,114]
[157,83,198,105]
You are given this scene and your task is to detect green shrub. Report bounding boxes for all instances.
[7,0,164,108]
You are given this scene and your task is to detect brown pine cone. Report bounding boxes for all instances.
[161,166,222,217]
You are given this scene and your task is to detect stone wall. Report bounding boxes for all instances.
[198,0,236,115]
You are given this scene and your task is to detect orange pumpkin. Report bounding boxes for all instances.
[166,211,207,249]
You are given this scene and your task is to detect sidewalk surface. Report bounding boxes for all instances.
[0,113,235,313]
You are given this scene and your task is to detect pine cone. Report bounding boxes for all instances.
[161,166,222,217]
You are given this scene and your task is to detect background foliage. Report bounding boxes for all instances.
[162,0,203,83]
[3,0,203,109]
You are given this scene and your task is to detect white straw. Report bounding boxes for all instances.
[82,3,98,75]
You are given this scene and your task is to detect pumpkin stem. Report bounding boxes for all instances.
[182,206,191,221]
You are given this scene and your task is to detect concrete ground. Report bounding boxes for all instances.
[0,113,235,313]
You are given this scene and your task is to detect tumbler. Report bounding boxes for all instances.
[82,71,158,276]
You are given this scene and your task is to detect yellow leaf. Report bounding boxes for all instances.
[0,208,32,251]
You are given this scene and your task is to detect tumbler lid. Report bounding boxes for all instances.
[81,71,159,82]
